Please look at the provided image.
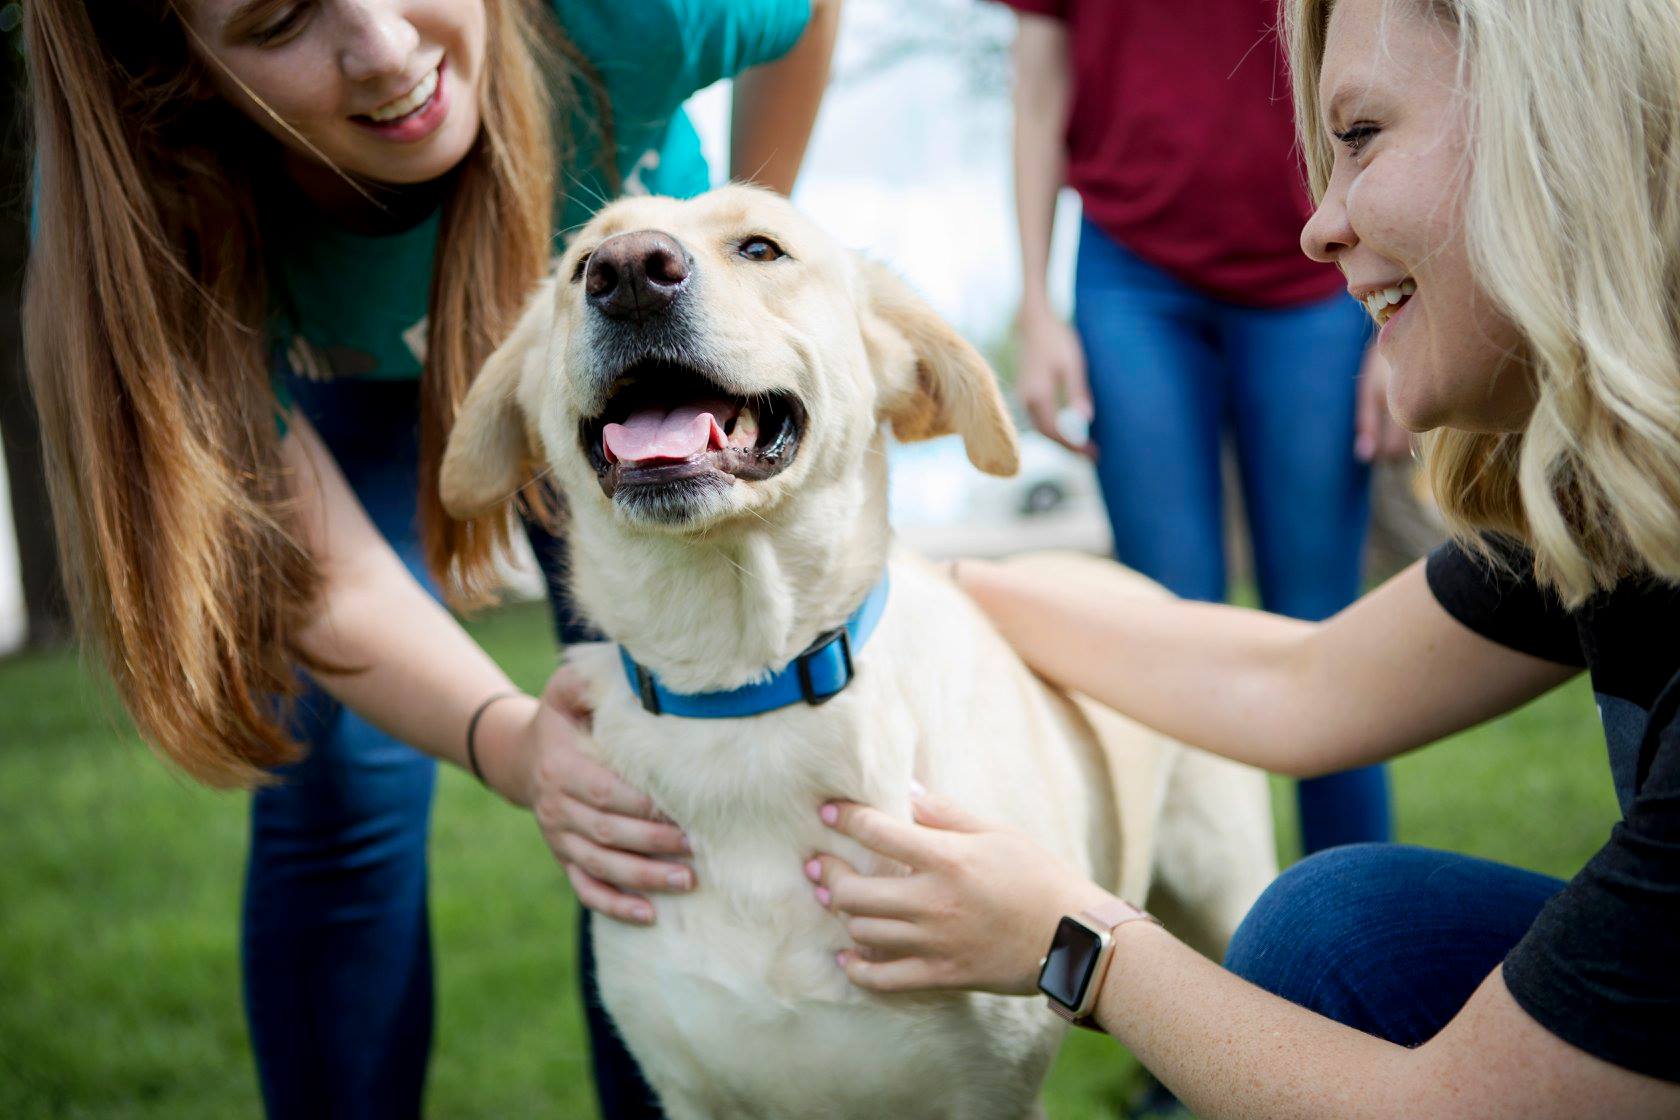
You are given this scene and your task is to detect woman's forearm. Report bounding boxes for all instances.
[959,558,1576,775]
[729,0,842,194]
[1095,921,1678,1120]
[1096,920,1410,1119]
[293,544,539,801]
[284,418,541,803]
[818,795,1675,1118]
[1012,13,1071,315]
[280,417,697,919]
[958,558,1327,774]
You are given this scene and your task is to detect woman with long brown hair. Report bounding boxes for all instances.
[22,0,837,1114]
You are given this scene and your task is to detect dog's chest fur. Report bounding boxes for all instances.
[565,559,1084,1118]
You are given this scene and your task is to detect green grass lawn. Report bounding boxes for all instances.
[0,600,1617,1119]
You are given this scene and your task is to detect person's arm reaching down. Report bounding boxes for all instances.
[1011,12,1090,456]
[282,415,693,924]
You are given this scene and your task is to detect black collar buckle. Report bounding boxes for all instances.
[795,626,854,706]
[633,662,662,715]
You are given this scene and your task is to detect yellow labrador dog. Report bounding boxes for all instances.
[441,185,1275,1119]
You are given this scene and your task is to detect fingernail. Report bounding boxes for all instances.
[668,870,691,890]
[804,858,822,882]
[835,949,850,968]
[909,778,927,798]
[680,835,693,854]
[820,804,839,825]
[634,905,654,924]
[815,886,831,907]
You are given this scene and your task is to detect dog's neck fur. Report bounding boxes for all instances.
[566,443,893,695]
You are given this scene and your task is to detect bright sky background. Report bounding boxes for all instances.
[688,0,1081,341]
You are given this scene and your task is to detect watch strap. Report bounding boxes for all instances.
[1080,896,1160,935]
[1062,897,1160,1031]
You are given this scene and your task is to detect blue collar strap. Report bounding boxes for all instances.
[618,572,891,719]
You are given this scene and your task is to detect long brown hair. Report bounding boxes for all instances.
[24,0,579,786]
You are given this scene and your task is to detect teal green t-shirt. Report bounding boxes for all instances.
[272,0,809,387]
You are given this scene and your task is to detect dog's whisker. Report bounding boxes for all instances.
[731,159,778,193]
[563,170,614,214]
[703,544,773,594]
[476,464,558,517]
[737,501,776,531]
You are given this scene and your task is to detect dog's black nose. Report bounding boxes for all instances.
[585,230,691,323]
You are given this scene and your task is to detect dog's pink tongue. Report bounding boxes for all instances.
[603,403,729,464]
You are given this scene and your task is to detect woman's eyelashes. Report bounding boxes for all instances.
[248,2,309,47]
[1333,123,1380,157]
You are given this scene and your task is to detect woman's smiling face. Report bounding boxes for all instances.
[1302,0,1532,433]
[184,0,485,188]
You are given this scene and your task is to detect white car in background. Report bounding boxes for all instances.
[887,431,1112,559]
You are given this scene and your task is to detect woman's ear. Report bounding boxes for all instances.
[858,260,1020,476]
[440,276,558,519]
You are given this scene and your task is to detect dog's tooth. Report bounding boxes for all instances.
[731,405,758,448]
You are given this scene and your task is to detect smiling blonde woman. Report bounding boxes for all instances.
[803,0,1680,1115]
[1294,0,1680,602]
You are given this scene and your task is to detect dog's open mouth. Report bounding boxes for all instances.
[582,359,805,500]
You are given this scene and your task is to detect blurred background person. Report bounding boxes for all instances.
[1003,0,1405,860]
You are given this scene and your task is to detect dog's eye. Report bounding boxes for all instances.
[570,252,593,283]
[737,237,785,263]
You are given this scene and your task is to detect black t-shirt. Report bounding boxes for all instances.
[1426,538,1680,1083]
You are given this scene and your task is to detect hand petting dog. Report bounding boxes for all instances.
[807,789,1117,996]
[480,663,694,926]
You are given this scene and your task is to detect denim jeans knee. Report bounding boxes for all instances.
[1224,844,1563,1046]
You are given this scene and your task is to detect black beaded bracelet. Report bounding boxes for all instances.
[466,691,522,786]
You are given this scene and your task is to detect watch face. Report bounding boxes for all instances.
[1038,916,1102,1012]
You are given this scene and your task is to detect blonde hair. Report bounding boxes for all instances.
[24,0,584,786]
[1286,0,1680,604]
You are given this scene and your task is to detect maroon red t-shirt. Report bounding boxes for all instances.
[999,0,1344,308]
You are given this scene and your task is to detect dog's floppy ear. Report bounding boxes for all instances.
[858,260,1020,476]
[440,276,558,519]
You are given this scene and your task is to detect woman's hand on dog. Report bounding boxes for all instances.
[807,789,1113,995]
[480,664,695,926]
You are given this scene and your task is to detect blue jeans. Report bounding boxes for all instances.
[244,375,439,1120]
[1225,844,1564,1044]
[245,373,659,1117]
[1074,218,1391,853]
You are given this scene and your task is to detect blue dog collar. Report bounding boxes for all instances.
[618,572,891,718]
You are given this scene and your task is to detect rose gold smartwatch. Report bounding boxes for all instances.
[1036,897,1160,1030]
